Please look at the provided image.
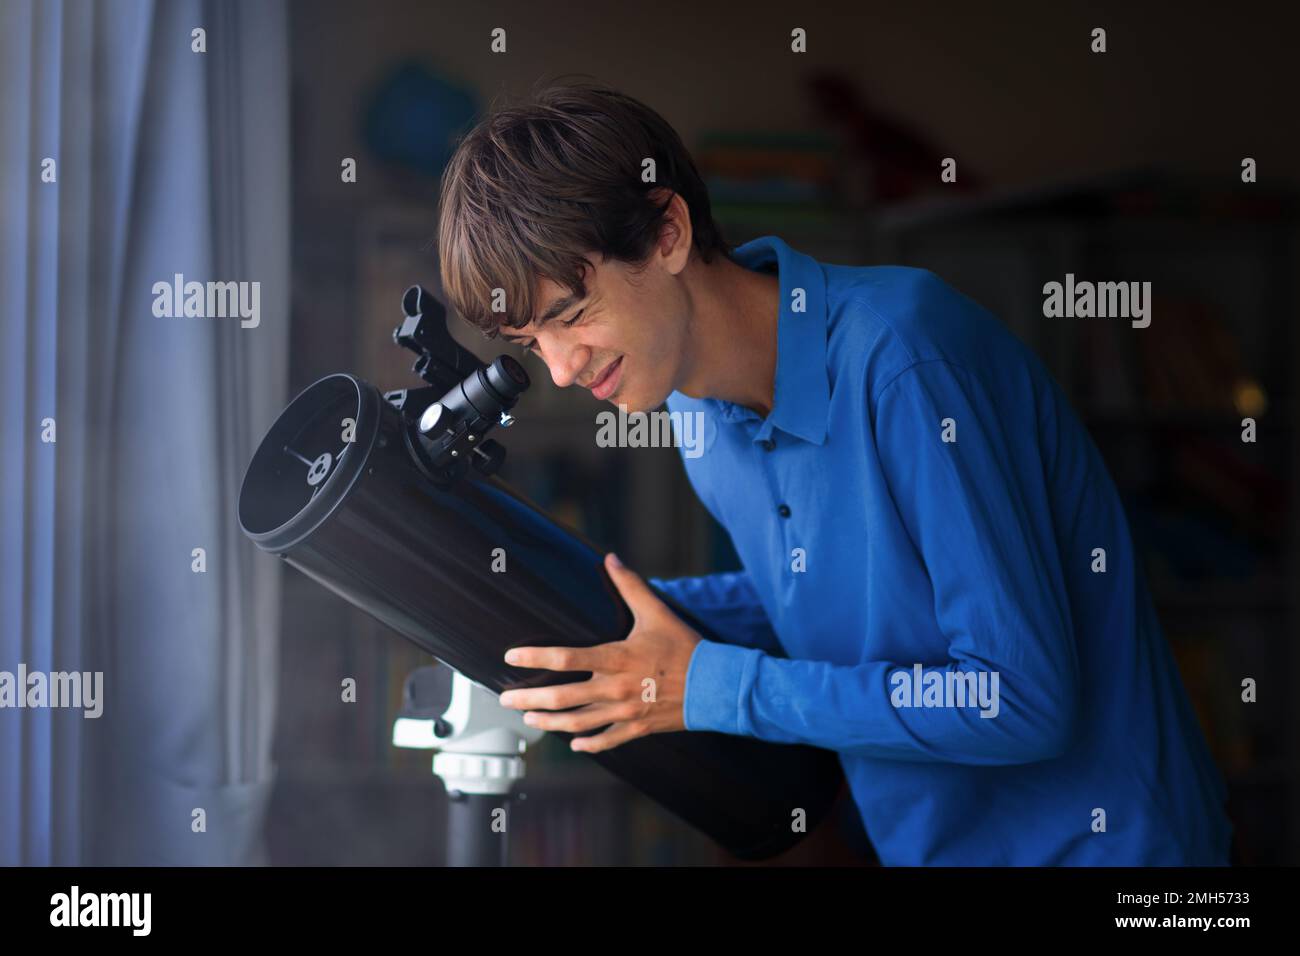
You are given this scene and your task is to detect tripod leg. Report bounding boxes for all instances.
[445,790,511,866]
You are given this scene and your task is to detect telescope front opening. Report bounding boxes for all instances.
[238,375,377,547]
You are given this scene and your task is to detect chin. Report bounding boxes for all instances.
[614,385,669,414]
[605,361,674,413]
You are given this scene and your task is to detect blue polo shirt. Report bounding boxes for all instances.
[648,235,1232,865]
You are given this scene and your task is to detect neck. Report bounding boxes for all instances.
[676,254,780,417]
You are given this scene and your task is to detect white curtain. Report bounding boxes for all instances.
[0,0,289,864]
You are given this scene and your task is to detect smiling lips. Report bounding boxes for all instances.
[589,356,624,400]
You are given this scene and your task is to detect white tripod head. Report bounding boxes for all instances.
[392,665,545,796]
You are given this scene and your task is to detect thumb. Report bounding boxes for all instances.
[604,552,661,621]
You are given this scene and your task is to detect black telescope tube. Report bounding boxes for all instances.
[238,373,845,860]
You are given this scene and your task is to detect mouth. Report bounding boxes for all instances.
[588,356,624,400]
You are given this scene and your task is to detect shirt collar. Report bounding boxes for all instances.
[708,235,830,446]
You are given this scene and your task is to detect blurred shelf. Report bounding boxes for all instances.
[1152,577,1292,612]
[1225,759,1295,787]
[871,168,1298,232]
[1084,410,1292,430]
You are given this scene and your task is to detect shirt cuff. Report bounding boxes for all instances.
[683,639,762,735]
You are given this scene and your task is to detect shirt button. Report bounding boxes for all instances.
[777,504,791,518]
[760,438,776,452]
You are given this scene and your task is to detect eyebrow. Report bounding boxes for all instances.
[500,291,585,341]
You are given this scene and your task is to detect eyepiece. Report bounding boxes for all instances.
[486,355,530,403]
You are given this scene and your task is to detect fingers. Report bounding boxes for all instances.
[504,642,616,673]
[521,701,642,734]
[604,552,662,621]
[570,719,647,754]
[499,675,624,712]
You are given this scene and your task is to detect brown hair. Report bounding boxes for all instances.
[437,76,731,338]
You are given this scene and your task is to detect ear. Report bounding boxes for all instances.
[652,190,693,273]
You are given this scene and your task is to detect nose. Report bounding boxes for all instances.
[536,333,590,389]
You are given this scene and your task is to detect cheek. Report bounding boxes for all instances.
[627,317,678,362]
[619,332,666,385]
[627,326,682,400]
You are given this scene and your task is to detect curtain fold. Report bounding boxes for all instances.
[0,0,289,865]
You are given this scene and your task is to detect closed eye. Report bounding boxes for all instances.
[515,308,585,353]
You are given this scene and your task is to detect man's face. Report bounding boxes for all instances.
[499,254,689,413]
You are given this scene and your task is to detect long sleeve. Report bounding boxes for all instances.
[683,359,1081,764]
[647,570,784,656]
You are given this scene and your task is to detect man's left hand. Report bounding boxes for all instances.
[498,552,702,753]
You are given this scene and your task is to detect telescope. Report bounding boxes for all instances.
[237,285,844,863]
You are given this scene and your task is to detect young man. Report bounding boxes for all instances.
[437,82,1233,865]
